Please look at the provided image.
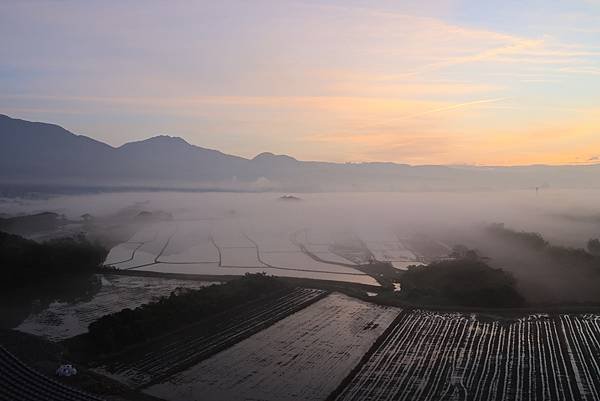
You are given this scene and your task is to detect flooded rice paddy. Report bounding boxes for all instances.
[104,219,384,286]
[96,288,327,388]
[144,293,400,401]
[16,275,215,340]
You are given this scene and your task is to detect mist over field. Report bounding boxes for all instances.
[3,1,600,399]
[3,189,600,303]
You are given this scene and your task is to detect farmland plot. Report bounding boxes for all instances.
[252,267,380,286]
[403,235,452,262]
[363,240,418,266]
[303,228,348,248]
[134,262,223,275]
[135,260,380,286]
[248,228,367,274]
[211,220,268,268]
[103,223,160,265]
[16,275,214,341]
[107,220,379,285]
[107,247,157,269]
[261,250,365,275]
[106,224,176,269]
[97,288,327,388]
[211,219,253,248]
[220,247,265,268]
[303,243,359,265]
[145,293,400,401]
[0,346,105,401]
[157,242,219,264]
[560,315,600,400]
[127,224,162,243]
[103,242,143,265]
[158,221,218,264]
[356,228,421,268]
[244,225,301,252]
[240,228,379,284]
[111,246,159,269]
[335,311,600,401]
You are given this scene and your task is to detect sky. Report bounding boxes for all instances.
[1,0,599,165]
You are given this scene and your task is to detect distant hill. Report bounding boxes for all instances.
[0,212,66,236]
[1,114,599,192]
[0,115,246,187]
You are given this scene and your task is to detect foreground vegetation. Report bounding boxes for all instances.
[399,258,525,308]
[0,211,69,236]
[0,231,107,289]
[488,223,600,270]
[0,231,107,328]
[87,273,293,353]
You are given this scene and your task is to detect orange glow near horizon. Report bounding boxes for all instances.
[1,1,599,166]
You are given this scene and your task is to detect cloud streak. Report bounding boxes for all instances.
[0,0,599,165]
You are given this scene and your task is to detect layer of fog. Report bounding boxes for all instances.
[2,189,600,304]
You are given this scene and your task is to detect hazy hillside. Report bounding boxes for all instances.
[1,114,599,192]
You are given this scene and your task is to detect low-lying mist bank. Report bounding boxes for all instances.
[2,189,599,306]
[449,223,600,304]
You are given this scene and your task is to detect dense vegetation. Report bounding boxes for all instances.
[357,261,403,289]
[0,231,107,289]
[588,238,600,256]
[400,259,525,308]
[487,223,600,270]
[87,273,292,353]
[487,223,548,250]
[0,211,69,236]
[0,231,106,328]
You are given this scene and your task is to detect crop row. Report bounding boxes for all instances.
[96,288,327,388]
[334,311,600,401]
[145,293,400,401]
[0,346,104,401]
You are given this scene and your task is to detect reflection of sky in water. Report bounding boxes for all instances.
[145,293,400,401]
[16,275,215,341]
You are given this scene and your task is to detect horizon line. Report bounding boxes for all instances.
[2,113,599,169]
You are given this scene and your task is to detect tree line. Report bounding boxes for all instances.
[87,273,291,353]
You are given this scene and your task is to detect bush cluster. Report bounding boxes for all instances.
[400,259,525,308]
[0,231,107,289]
[88,273,290,353]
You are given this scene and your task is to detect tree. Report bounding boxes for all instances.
[587,238,600,256]
[80,213,93,222]
[400,259,525,308]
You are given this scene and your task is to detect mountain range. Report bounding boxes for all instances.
[1,114,599,192]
